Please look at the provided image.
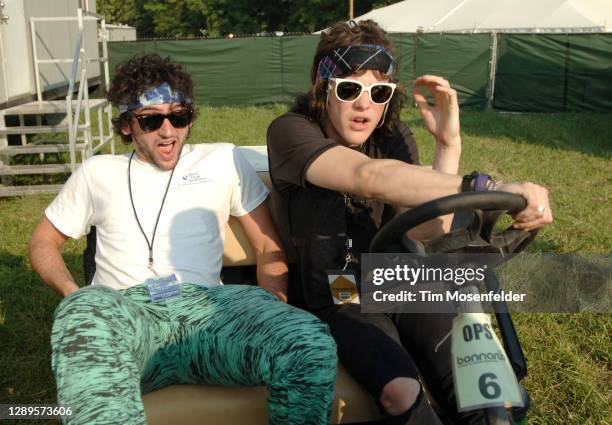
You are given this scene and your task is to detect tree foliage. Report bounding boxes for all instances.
[97,0,402,38]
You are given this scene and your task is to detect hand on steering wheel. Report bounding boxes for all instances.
[369,192,538,255]
[496,182,553,231]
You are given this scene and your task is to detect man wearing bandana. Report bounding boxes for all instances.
[267,20,553,424]
[28,54,337,425]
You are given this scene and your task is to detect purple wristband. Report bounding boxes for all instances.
[474,173,492,192]
[462,171,495,192]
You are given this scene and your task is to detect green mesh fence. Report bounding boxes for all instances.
[414,34,491,110]
[108,36,318,105]
[108,33,612,112]
[494,33,612,112]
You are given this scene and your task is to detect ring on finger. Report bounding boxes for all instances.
[537,205,545,214]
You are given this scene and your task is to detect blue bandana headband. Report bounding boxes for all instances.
[316,44,396,81]
[118,82,192,114]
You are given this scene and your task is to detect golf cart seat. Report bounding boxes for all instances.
[83,147,382,424]
[142,169,382,425]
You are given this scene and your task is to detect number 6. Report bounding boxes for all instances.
[479,372,501,399]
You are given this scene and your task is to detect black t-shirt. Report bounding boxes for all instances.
[267,109,420,312]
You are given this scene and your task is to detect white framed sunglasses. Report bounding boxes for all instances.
[329,78,397,105]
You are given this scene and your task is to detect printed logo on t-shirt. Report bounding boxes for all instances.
[178,172,213,186]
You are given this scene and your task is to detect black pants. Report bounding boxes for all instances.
[316,304,486,425]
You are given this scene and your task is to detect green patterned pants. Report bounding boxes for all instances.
[51,283,337,425]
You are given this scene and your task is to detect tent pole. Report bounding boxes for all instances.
[488,32,499,109]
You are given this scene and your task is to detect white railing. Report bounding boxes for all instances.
[65,10,85,171]
[30,8,114,171]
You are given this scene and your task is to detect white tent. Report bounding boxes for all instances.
[353,0,612,33]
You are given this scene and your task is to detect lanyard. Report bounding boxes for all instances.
[127,151,177,276]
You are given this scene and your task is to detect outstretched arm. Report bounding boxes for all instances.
[28,216,80,297]
[306,146,551,232]
[237,202,289,302]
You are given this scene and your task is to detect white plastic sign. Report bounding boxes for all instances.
[451,312,523,411]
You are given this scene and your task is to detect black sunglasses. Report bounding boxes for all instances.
[132,108,193,133]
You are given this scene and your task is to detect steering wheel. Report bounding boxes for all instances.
[369,192,538,255]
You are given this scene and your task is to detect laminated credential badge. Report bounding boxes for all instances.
[146,274,181,302]
[327,270,360,304]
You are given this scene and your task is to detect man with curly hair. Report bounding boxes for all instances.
[28,54,337,425]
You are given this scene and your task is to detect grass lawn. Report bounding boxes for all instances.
[0,105,610,424]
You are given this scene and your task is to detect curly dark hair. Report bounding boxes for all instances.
[107,54,196,144]
[294,20,405,138]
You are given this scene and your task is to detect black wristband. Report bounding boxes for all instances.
[461,173,473,192]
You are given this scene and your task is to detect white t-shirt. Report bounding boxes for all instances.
[45,143,268,290]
